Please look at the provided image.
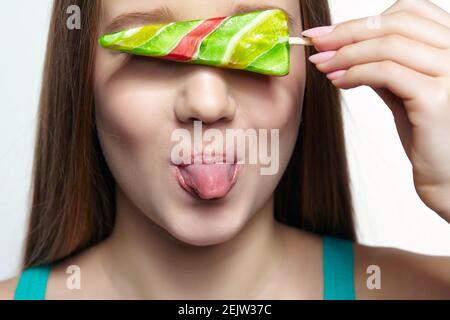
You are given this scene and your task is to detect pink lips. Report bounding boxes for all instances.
[173,155,240,200]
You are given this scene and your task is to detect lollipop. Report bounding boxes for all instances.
[99,9,312,76]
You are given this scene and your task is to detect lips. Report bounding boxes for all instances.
[173,155,240,200]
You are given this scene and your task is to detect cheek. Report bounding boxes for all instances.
[271,47,305,128]
[93,71,177,209]
[252,46,305,181]
[93,64,175,214]
[94,67,171,155]
[96,83,162,145]
[94,49,174,153]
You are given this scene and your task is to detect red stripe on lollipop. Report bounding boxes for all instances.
[165,16,227,62]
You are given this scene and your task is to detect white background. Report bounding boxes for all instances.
[1,0,449,280]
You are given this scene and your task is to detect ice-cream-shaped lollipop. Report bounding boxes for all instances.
[99,9,311,76]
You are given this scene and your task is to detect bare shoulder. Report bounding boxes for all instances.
[0,259,86,300]
[46,247,102,299]
[354,242,450,299]
[45,240,117,300]
[278,224,450,299]
[0,275,20,300]
[0,241,110,300]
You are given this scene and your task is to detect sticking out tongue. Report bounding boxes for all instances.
[178,164,237,200]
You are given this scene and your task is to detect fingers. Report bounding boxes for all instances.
[328,60,435,102]
[374,88,413,154]
[313,35,450,77]
[306,11,450,52]
[302,0,450,115]
[383,0,450,29]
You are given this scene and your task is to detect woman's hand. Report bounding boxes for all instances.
[303,0,450,222]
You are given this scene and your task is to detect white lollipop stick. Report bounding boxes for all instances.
[289,37,313,46]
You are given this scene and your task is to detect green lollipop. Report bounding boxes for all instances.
[99,9,312,76]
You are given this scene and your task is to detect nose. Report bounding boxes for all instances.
[174,69,236,124]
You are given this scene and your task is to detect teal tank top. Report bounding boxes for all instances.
[12,235,355,300]
[14,264,51,300]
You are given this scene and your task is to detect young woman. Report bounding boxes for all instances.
[1,0,449,299]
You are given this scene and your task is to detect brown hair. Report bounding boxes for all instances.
[274,0,356,240]
[23,0,355,269]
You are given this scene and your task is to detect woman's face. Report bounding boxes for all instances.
[94,0,306,245]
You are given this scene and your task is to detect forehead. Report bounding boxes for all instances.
[100,0,301,33]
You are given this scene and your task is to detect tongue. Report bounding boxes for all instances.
[179,164,235,199]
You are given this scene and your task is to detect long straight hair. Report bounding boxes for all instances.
[274,0,356,240]
[23,0,355,269]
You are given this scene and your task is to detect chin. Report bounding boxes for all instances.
[162,204,247,247]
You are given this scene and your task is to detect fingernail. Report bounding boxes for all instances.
[302,25,336,38]
[309,51,336,64]
[327,70,346,81]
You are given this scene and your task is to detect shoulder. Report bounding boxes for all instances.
[0,275,20,300]
[279,224,450,299]
[45,245,106,299]
[45,240,118,299]
[0,241,109,300]
[354,242,450,299]
[0,264,70,300]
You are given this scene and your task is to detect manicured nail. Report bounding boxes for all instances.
[309,51,336,64]
[302,25,336,38]
[327,70,346,81]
